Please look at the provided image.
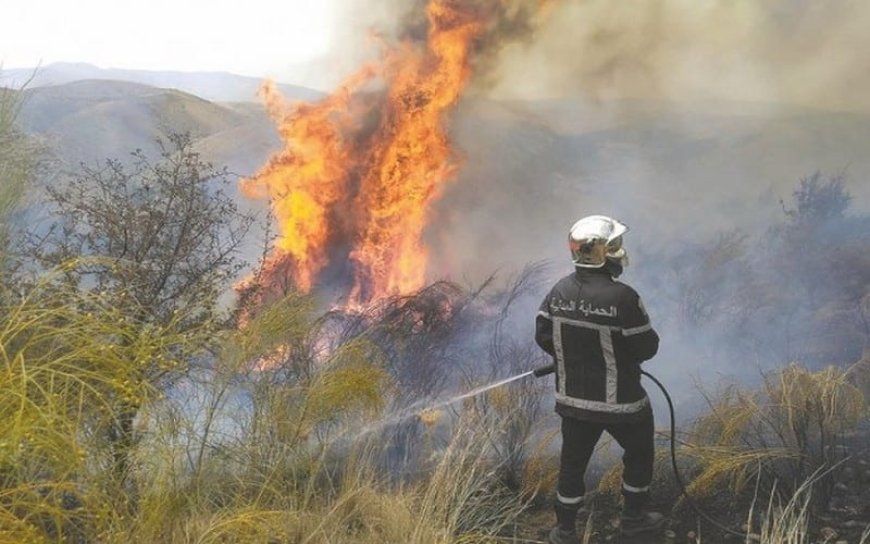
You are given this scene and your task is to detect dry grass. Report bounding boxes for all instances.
[589,362,869,543]
[521,428,560,498]
[0,274,207,542]
[679,364,866,508]
[3,279,867,543]
[740,472,870,544]
[0,271,540,543]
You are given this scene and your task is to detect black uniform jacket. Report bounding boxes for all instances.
[535,267,659,423]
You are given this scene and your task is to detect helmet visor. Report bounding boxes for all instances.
[607,235,623,254]
[606,235,628,267]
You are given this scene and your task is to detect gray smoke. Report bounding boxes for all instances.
[490,0,870,112]
[292,0,553,93]
[303,1,870,113]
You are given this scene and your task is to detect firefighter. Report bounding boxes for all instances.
[536,215,664,542]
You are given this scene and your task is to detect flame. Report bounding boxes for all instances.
[347,1,482,304]
[241,0,548,309]
[240,68,375,293]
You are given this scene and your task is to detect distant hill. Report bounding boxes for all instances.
[3,62,323,104]
[17,79,280,176]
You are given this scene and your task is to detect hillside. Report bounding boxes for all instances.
[4,62,324,103]
[17,80,279,174]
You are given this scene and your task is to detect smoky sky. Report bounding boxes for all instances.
[293,0,555,94]
[310,0,870,113]
[491,0,870,112]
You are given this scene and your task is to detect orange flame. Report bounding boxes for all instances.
[347,2,482,304]
[240,68,375,293]
[241,0,546,309]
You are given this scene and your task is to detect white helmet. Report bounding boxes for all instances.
[568,215,629,268]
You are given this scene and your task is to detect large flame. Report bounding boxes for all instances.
[347,2,482,304]
[241,0,547,308]
[240,68,374,293]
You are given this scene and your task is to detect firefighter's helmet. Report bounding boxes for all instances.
[569,215,629,268]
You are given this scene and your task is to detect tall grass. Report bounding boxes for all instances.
[0,275,203,541]
[1,278,539,542]
[683,364,866,509]
[590,362,869,544]
[742,472,870,544]
[3,265,866,542]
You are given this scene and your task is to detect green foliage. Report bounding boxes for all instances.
[305,352,388,423]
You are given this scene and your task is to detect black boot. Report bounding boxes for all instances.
[548,526,578,544]
[548,502,579,543]
[620,507,665,536]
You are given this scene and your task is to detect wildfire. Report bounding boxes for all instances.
[241,0,548,309]
[347,1,482,305]
[239,69,374,294]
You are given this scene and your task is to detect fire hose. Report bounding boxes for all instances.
[531,363,746,538]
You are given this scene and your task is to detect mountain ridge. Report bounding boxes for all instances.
[3,62,324,104]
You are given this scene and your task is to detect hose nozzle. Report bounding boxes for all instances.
[532,363,555,377]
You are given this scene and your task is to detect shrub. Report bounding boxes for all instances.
[684,364,866,510]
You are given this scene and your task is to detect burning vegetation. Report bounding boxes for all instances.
[240,0,552,309]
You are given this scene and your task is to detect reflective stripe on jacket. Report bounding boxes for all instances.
[535,267,659,423]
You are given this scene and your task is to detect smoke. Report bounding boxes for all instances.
[415,0,870,290]
[416,1,870,416]
[396,0,554,86]
[261,0,870,386]
[489,0,870,112]
[300,1,870,112]
[293,0,554,94]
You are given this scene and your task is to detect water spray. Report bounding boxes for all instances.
[348,367,547,441]
[411,371,540,427]
[423,367,552,412]
[411,365,552,425]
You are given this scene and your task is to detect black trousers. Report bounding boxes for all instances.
[556,407,655,513]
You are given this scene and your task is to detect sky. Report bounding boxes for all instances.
[3,0,870,112]
[1,0,337,82]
